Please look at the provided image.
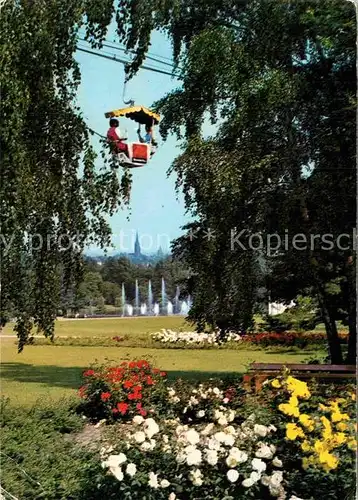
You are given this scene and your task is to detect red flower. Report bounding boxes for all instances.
[117,402,129,415]
[136,402,143,409]
[146,376,154,385]
[83,369,95,377]
[129,361,136,369]
[112,408,119,414]
[139,408,147,416]
[133,385,142,392]
[78,385,87,398]
[128,392,142,400]
[160,371,167,377]
[123,380,134,389]
[101,392,111,402]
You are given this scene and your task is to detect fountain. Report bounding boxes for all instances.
[167,301,173,315]
[135,279,140,315]
[180,300,189,315]
[153,303,160,316]
[161,277,167,315]
[126,304,133,316]
[121,282,126,317]
[148,280,153,315]
[140,303,147,315]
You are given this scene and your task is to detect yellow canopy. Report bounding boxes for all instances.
[105,105,160,126]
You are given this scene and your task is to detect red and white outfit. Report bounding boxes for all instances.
[107,125,128,155]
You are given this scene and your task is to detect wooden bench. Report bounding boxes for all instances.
[243,363,356,392]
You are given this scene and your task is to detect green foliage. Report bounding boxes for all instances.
[0,0,132,350]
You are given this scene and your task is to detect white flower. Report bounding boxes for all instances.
[189,468,203,486]
[223,434,235,447]
[208,437,221,451]
[223,397,229,404]
[227,410,236,422]
[197,410,205,418]
[126,463,137,477]
[173,396,180,403]
[141,439,156,451]
[111,466,124,481]
[160,479,170,488]
[254,424,268,437]
[214,431,226,443]
[268,424,277,433]
[168,388,176,397]
[255,444,274,460]
[103,453,127,468]
[148,472,159,489]
[189,396,199,405]
[218,416,228,426]
[226,455,238,468]
[224,425,236,436]
[289,497,306,500]
[201,423,215,436]
[134,431,146,443]
[242,471,261,487]
[261,475,271,486]
[133,415,144,425]
[169,494,176,500]
[205,449,218,466]
[185,429,200,445]
[230,448,248,463]
[213,387,220,395]
[144,418,160,438]
[272,457,283,468]
[227,469,239,483]
[163,434,169,444]
[251,458,267,473]
[186,447,202,466]
[270,471,284,487]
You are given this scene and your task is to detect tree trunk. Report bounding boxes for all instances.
[317,285,343,364]
[344,256,356,365]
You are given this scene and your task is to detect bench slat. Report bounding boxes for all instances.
[256,372,356,379]
[250,363,356,373]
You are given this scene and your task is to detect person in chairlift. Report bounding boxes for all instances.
[107,118,129,156]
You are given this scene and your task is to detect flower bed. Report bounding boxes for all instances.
[76,360,356,500]
[78,360,167,422]
[151,329,241,345]
[242,331,348,348]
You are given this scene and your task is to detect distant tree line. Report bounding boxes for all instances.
[59,256,190,315]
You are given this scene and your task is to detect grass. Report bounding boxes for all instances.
[0,336,323,406]
[1,316,194,338]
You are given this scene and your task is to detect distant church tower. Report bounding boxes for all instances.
[134,231,141,257]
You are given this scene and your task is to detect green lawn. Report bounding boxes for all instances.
[2,316,194,338]
[0,338,320,406]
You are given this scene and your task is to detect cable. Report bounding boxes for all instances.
[77,47,180,78]
[78,37,180,70]
[78,30,176,64]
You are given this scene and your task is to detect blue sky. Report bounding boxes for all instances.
[76,31,191,255]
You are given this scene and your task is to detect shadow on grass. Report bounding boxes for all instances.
[0,362,85,389]
[0,363,244,390]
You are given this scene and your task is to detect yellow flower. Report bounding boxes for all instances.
[299,414,315,431]
[331,412,349,423]
[271,379,281,388]
[319,403,329,411]
[336,422,348,432]
[351,393,356,402]
[314,440,328,454]
[347,439,357,450]
[286,423,305,440]
[301,440,312,452]
[321,416,333,440]
[286,376,311,399]
[318,450,339,470]
[279,402,300,417]
[332,432,347,446]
